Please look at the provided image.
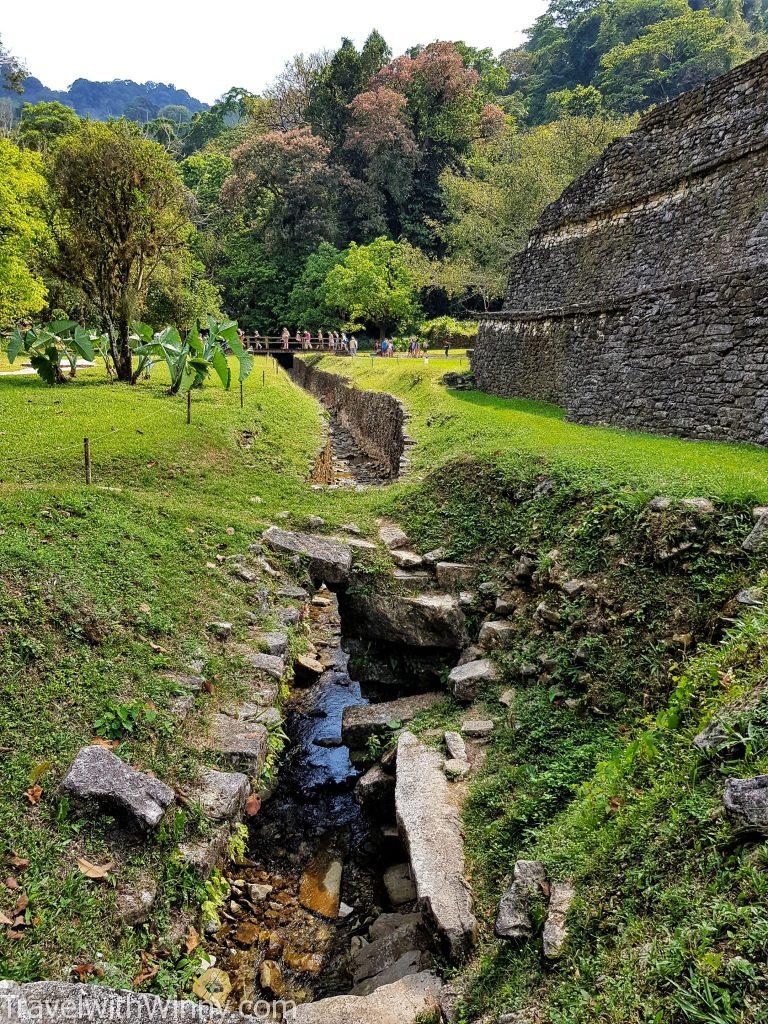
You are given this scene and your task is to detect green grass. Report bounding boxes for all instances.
[311,354,768,503]
[2,353,768,1014]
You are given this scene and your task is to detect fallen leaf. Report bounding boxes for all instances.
[202,680,214,694]
[244,793,261,817]
[0,911,13,926]
[185,927,200,955]
[8,856,28,870]
[29,762,51,786]
[4,877,19,891]
[149,641,168,653]
[25,785,43,805]
[205,562,217,570]
[7,930,24,940]
[138,603,151,614]
[225,527,235,536]
[91,737,119,750]
[133,951,160,987]
[76,858,115,880]
[13,894,28,914]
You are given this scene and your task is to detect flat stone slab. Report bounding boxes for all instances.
[495,860,547,941]
[243,651,285,680]
[390,549,424,569]
[369,912,424,942]
[356,764,395,812]
[351,919,428,983]
[257,630,289,656]
[478,620,515,648]
[445,731,467,761]
[379,523,409,550]
[262,526,352,585]
[395,731,478,962]
[435,562,480,590]
[350,950,430,997]
[299,841,343,919]
[383,863,417,906]
[195,767,250,822]
[291,971,442,1024]
[543,879,575,960]
[348,593,468,649]
[177,825,231,880]
[723,775,768,834]
[59,746,174,831]
[342,693,443,748]
[0,982,255,1022]
[207,714,268,773]
[461,719,494,739]
[742,511,768,553]
[448,658,498,703]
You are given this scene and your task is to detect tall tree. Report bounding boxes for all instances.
[264,51,331,130]
[307,31,392,149]
[0,34,25,93]
[47,120,194,382]
[324,236,426,337]
[599,9,750,108]
[223,127,347,256]
[17,101,81,152]
[0,139,48,327]
[346,42,506,247]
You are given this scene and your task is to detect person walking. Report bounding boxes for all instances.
[443,340,450,358]
[350,336,358,356]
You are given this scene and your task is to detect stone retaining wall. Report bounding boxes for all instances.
[291,359,410,477]
[473,52,768,445]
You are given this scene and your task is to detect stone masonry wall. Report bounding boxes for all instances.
[291,359,409,477]
[472,52,768,445]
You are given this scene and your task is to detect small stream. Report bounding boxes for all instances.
[208,594,426,1014]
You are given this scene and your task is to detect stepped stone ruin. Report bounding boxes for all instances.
[473,53,768,445]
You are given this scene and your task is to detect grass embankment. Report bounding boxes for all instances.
[316,355,768,1022]
[1,354,767,1018]
[0,359,374,989]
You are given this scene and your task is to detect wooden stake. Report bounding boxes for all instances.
[262,368,266,387]
[186,390,191,425]
[83,437,92,485]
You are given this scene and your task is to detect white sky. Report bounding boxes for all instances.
[2,0,548,105]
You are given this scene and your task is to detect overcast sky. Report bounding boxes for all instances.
[3,0,548,104]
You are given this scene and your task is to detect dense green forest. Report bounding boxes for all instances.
[2,0,767,341]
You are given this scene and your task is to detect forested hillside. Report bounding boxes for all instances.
[8,77,208,122]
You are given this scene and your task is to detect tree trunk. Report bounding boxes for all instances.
[110,319,135,384]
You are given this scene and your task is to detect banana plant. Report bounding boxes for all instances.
[7,321,101,385]
[132,316,253,395]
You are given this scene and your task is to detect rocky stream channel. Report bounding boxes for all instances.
[205,587,449,1013]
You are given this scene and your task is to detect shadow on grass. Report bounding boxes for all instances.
[446,387,567,422]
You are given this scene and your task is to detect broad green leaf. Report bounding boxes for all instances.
[7,328,26,363]
[210,347,231,389]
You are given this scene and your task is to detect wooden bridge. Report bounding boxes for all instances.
[243,336,352,370]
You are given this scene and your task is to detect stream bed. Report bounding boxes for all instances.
[207,593,429,1015]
